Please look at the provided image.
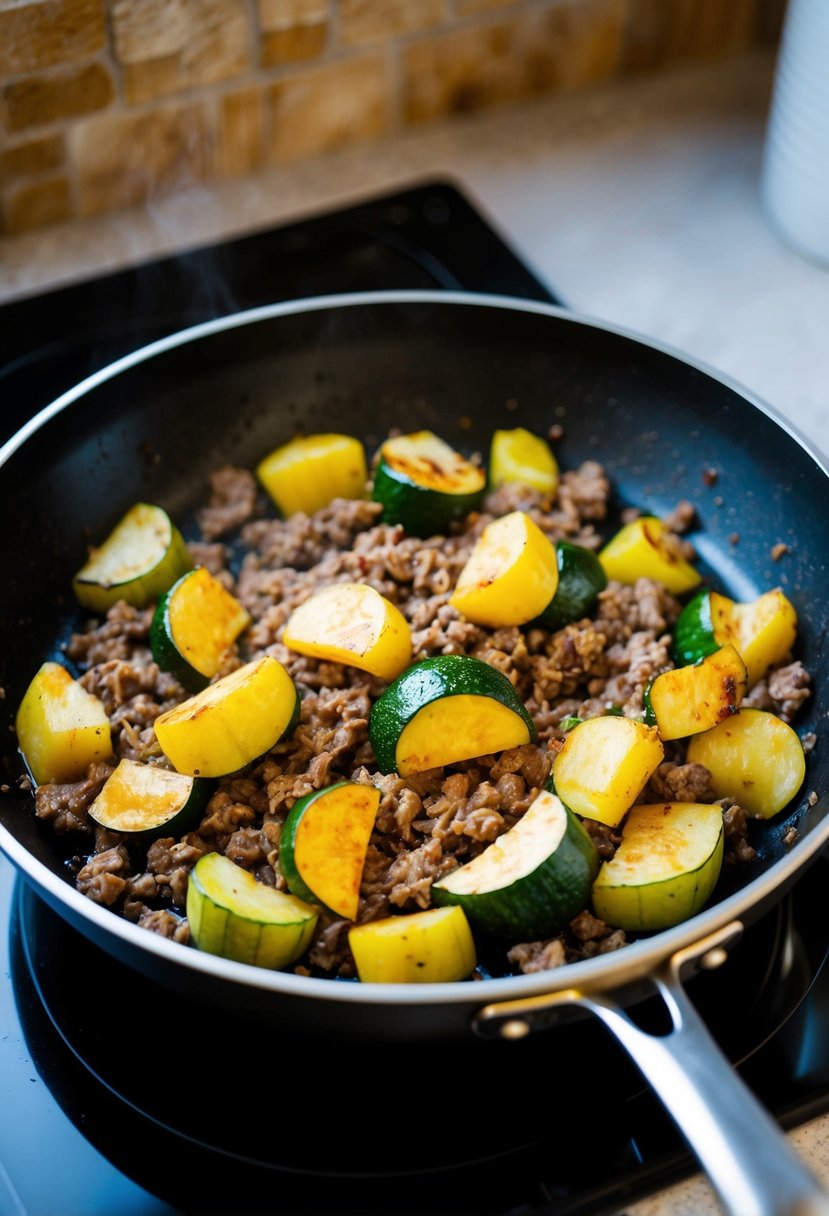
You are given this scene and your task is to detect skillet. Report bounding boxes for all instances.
[1,290,828,1216]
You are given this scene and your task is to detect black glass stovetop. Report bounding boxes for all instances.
[1,180,828,1216]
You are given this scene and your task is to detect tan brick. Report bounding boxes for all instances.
[404,0,625,125]
[455,0,519,13]
[268,54,388,162]
[218,87,265,176]
[262,24,328,63]
[623,0,756,73]
[118,0,251,102]
[111,0,191,63]
[0,0,106,75]
[72,103,211,216]
[1,133,64,180]
[4,63,114,133]
[258,1,329,64]
[4,175,72,232]
[257,0,328,28]
[339,0,445,46]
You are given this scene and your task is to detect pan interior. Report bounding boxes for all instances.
[1,295,826,989]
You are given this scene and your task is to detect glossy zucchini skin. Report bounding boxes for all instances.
[279,780,380,919]
[368,654,537,776]
[371,433,486,536]
[534,541,608,631]
[672,589,719,665]
[150,566,251,694]
[432,792,598,940]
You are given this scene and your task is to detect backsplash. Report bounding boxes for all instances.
[0,0,786,234]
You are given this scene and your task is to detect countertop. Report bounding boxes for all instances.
[3,47,829,1216]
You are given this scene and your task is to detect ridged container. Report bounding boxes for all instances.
[761,0,829,266]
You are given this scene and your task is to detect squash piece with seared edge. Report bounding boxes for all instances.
[369,654,537,777]
[187,852,318,970]
[489,427,559,497]
[432,789,598,940]
[449,510,559,628]
[283,582,411,682]
[154,655,300,777]
[592,802,724,931]
[599,516,701,596]
[673,587,797,688]
[256,433,367,517]
[280,781,380,920]
[16,661,112,785]
[644,644,747,741]
[349,905,476,983]
[687,708,805,819]
[150,566,251,693]
[73,502,192,613]
[552,715,664,828]
[89,758,212,839]
[371,431,486,535]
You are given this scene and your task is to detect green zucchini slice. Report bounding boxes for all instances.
[280,781,380,920]
[534,541,608,631]
[187,852,318,970]
[73,503,192,613]
[368,654,537,777]
[432,790,598,940]
[591,801,724,931]
[371,431,486,536]
[150,566,251,692]
[88,758,212,839]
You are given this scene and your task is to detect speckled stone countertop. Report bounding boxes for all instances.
[2,48,829,1215]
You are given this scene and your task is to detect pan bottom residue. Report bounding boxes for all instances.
[9,868,827,1216]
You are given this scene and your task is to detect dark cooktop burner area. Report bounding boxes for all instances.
[0,181,553,449]
[1,180,828,1216]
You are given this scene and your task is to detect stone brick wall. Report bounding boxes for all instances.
[0,0,786,234]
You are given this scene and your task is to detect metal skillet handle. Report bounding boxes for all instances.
[474,922,829,1216]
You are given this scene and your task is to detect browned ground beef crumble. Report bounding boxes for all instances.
[37,463,811,978]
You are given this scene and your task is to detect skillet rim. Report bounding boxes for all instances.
[1,287,826,1008]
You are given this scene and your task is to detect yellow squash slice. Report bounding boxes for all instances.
[283,582,412,681]
[16,662,112,785]
[256,433,368,517]
[645,644,747,741]
[154,655,299,777]
[709,589,797,688]
[348,905,476,983]
[552,715,664,828]
[449,510,559,628]
[489,427,559,497]
[599,516,701,595]
[592,802,724,931]
[686,708,806,819]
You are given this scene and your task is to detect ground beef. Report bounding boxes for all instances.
[196,466,259,539]
[34,761,113,833]
[30,458,811,982]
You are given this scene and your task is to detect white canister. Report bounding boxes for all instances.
[760,0,829,267]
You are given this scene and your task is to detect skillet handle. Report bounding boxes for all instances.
[474,925,829,1216]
